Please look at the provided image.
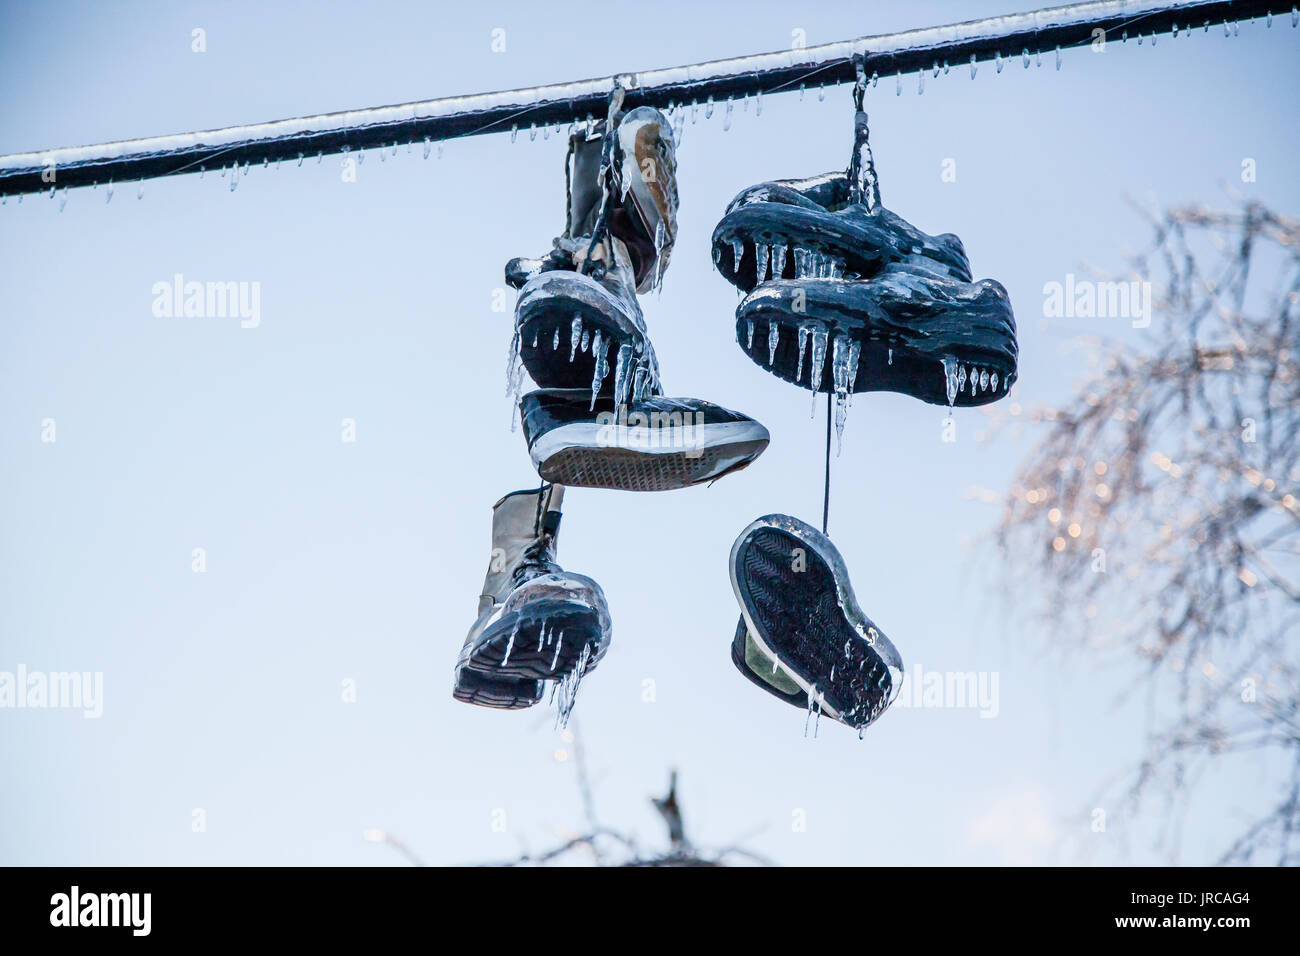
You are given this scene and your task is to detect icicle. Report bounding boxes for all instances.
[529,123,537,141]
[1055,45,1062,69]
[581,330,590,353]
[423,137,432,159]
[995,51,1003,73]
[980,369,990,392]
[652,219,666,293]
[705,95,714,118]
[550,633,564,672]
[772,242,788,278]
[532,328,539,348]
[136,180,144,200]
[505,329,526,429]
[723,98,733,131]
[1022,48,1030,68]
[895,72,902,95]
[808,327,829,414]
[745,318,755,351]
[942,357,959,407]
[589,330,609,409]
[917,71,924,95]
[969,366,978,397]
[552,638,589,730]
[570,315,582,362]
[552,327,560,351]
[106,180,114,203]
[796,324,811,382]
[831,335,858,452]
[755,243,770,283]
[818,84,825,101]
[613,342,633,407]
[501,622,518,667]
[888,347,893,366]
[957,364,967,394]
[991,371,999,391]
[970,53,977,78]
[730,237,745,271]
[768,322,780,366]
[793,247,813,278]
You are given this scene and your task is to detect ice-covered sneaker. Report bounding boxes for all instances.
[519,388,769,492]
[710,171,1017,409]
[454,486,611,706]
[506,107,677,403]
[729,513,903,732]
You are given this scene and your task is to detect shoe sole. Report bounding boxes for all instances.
[730,515,903,729]
[530,420,769,491]
[464,601,606,681]
[452,667,543,710]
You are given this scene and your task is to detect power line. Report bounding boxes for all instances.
[0,0,1287,197]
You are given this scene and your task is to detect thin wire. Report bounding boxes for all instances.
[822,392,832,536]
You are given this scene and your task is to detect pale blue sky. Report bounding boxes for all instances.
[1,1,1297,865]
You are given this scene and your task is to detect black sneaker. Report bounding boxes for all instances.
[507,107,678,402]
[519,388,769,492]
[729,513,903,731]
[454,486,611,716]
[711,172,1017,409]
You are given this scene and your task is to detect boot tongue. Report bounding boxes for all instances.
[568,128,606,237]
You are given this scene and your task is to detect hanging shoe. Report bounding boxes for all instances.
[729,513,903,732]
[454,486,611,711]
[519,388,769,492]
[506,107,677,402]
[710,170,1017,409]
